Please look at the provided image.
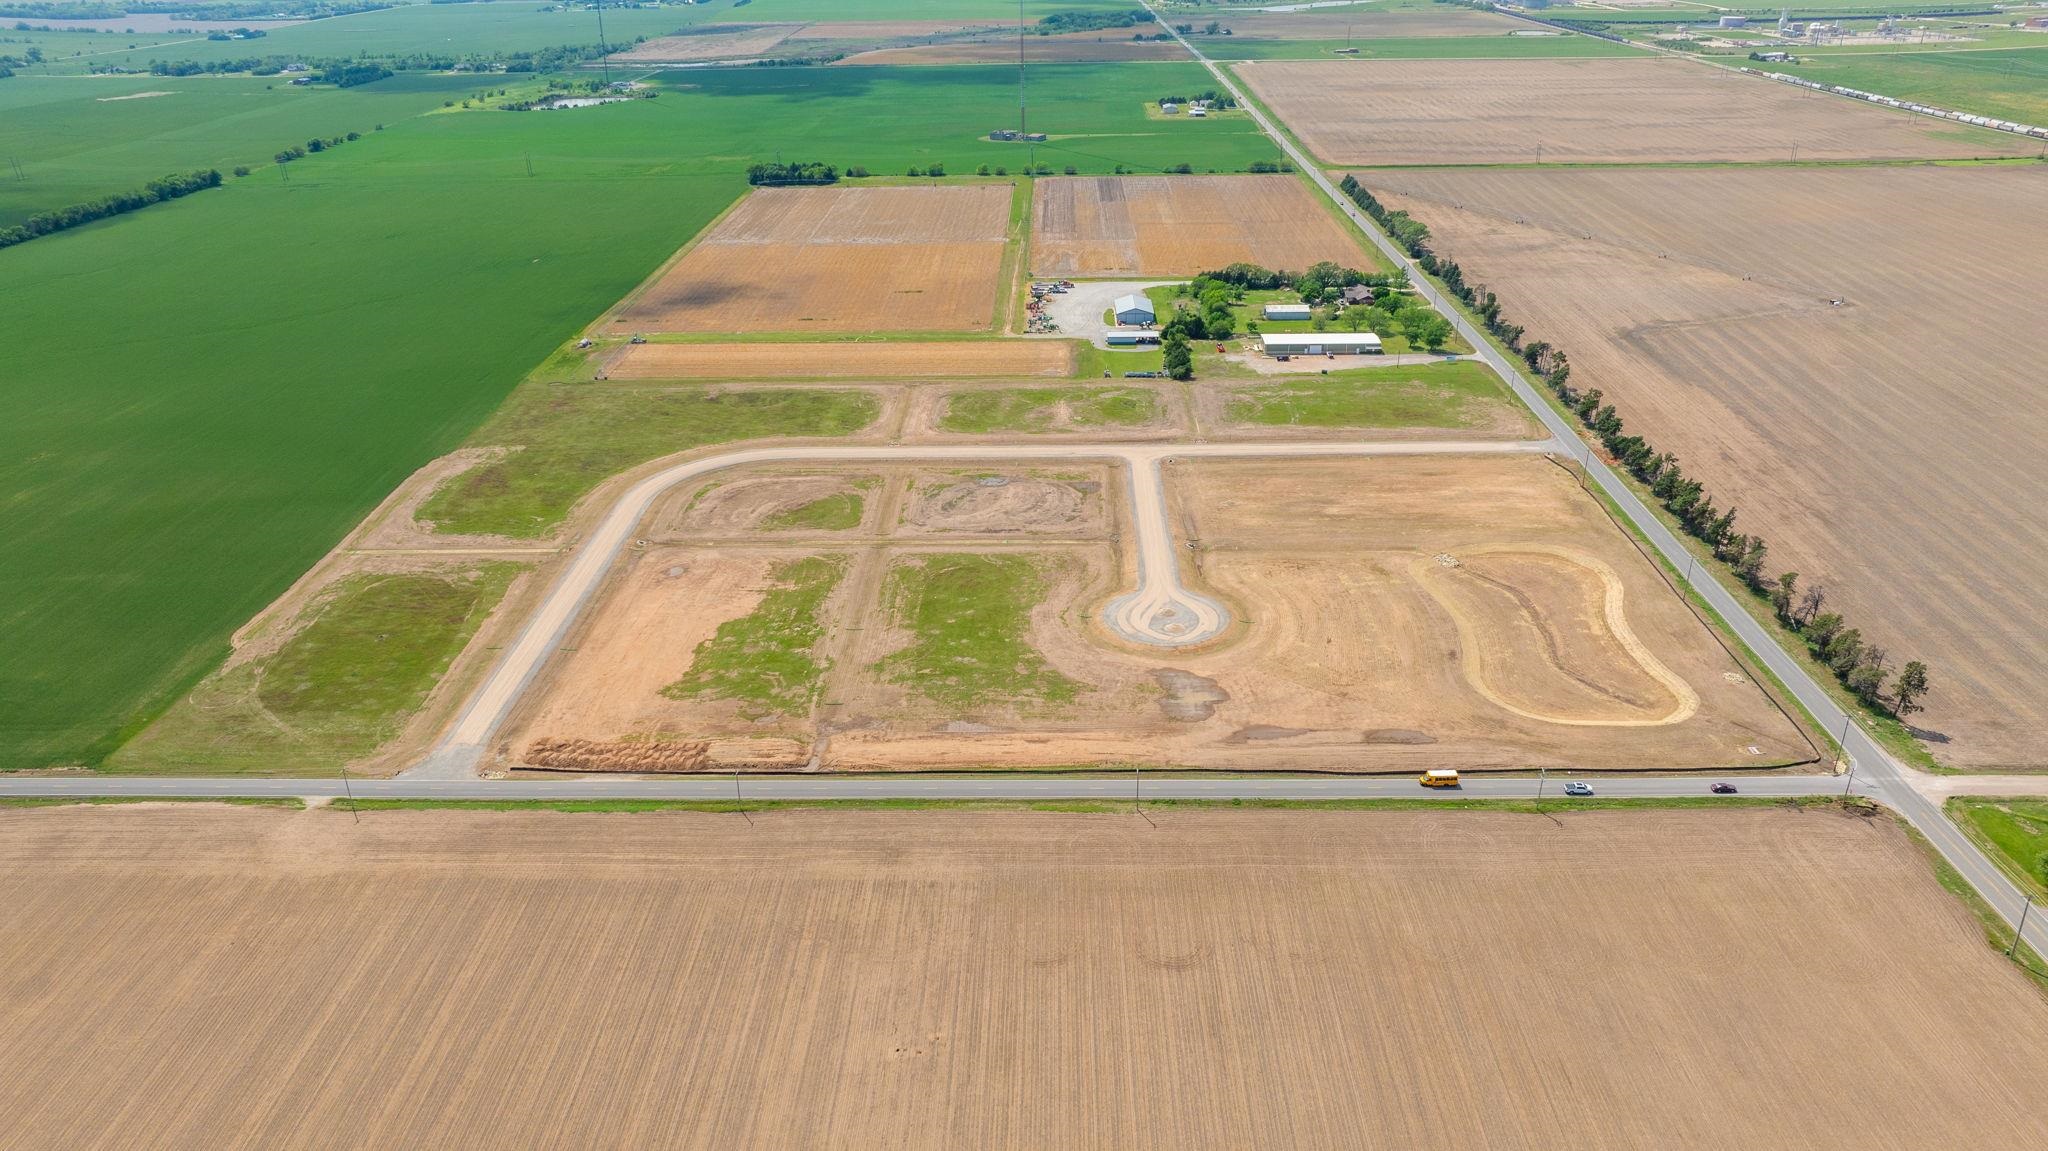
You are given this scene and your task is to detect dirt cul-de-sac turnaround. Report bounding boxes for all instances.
[407,438,1560,779]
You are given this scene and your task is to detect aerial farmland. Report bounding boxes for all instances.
[4,0,2047,1142]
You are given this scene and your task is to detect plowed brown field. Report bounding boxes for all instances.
[611,340,1072,378]
[1238,58,2030,164]
[839,30,1189,64]
[617,185,1013,333]
[606,24,799,62]
[4,804,2045,1148]
[1364,164,2048,768]
[1031,175,1375,277]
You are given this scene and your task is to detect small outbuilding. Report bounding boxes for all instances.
[1113,294,1155,325]
[1263,302,1312,321]
[1260,332,1382,356]
[1105,328,1161,346]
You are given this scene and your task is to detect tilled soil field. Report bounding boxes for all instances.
[606,24,800,62]
[1364,164,2048,768]
[4,803,2044,1149]
[616,185,1013,333]
[839,30,1190,64]
[1238,57,2031,164]
[610,340,1073,378]
[1031,174,1375,277]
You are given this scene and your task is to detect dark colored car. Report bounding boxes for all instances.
[1711,782,1738,794]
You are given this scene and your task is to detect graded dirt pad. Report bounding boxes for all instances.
[5,804,2047,1149]
[610,340,1073,379]
[1031,175,1374,277]
[1364,164,2048,768]
[1204,8,1522,38]
[606,24,801,62]
[1237,57,2031,164]
[507,457,1805,773]
[838,29,1190,64]
[616,185,1013,333]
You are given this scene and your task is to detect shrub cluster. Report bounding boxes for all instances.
[0,168,219,250]
[1038,8,1152,34]
[1336,175,1930,719]
[747,160,837,186]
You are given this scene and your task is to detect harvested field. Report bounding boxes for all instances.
[1238,57,2031,164]
[839,30,1190,64]
[611,340,1072,379]
[1031,174,1374,277]
[783,21,1004,40]
[616,185,1013,333]
[504,456,1806,773]
[1364,164,2048,768]
[1204,9,1521,38]
[5,804,2047,1148]
[606,24,800,62]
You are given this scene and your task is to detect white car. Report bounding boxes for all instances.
[1562,782,1594,797]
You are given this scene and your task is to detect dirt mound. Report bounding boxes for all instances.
[523,737,710,773]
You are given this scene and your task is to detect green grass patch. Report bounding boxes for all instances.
[1226,359,1517,429]
[939,386,1160,433]
[1780,46,2048,128]
[664,555,846,719]
[877,552,1080,709]
[762,489,868,531]
[105,565,523,776]
[420,385,878,537]
[1073,342,1167,378]
[0,795,304,809]
[1948,797,2048,902]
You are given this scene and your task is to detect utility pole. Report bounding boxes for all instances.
[1536,765,1546,803]
[336,762,359,824]
[1841,757,1856,797]
[595,0,610,86]
[1017,0,1028,137]
[2010,896,2034,958]
[1134,762,1141,805]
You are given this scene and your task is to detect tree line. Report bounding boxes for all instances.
[747,161,837,186]
[1038,8,1153,34]
[1336,174,1932,722]
[0,168,219,251]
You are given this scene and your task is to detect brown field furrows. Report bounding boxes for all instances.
[618,186,1013,333]
[1238,58,2032,165]
[506,457,1805,773]
[838,34,1190,65]
[3,805,2047,1148]
[605,24,800,62]
[1031,175,1375,277]
[782,20,1005,39]
[1364,164,2048,768]
[611,340,1073,378]
[1200,9,1521,37]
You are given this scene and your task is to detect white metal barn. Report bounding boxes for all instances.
[1113,294,1156,325]
[1262,302,1312,321]
[1260,332,1383,356]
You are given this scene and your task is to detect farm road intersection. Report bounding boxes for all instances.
[1140,0,2048,957]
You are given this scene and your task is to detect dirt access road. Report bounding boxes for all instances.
[408,437,1558,779]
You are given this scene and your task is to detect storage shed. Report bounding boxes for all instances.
[1260,332,1383,356]
[1113,294,1156,325]
[1263,302,1312,321]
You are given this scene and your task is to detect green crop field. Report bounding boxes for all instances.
[107,565,522,775]
[877,552,1079,709]
[1781,47,2048,126]
[1210,34,1649,61]
[1226,359,1521,429]
[938,386,1159,432]
[0,72,484,225]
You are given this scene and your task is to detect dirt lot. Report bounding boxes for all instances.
[839,29,1190,64]
[615,185,1013,333]
[5,803,2045,1148]
[606,24,800,62]
[503,456,1807,773]
[610,340,1072,379]
[1365,164,2048,768]
[1238,57,2031,164]
[1031,175,1375,277]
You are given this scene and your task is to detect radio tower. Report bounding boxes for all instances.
[1017,0,1028,137]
